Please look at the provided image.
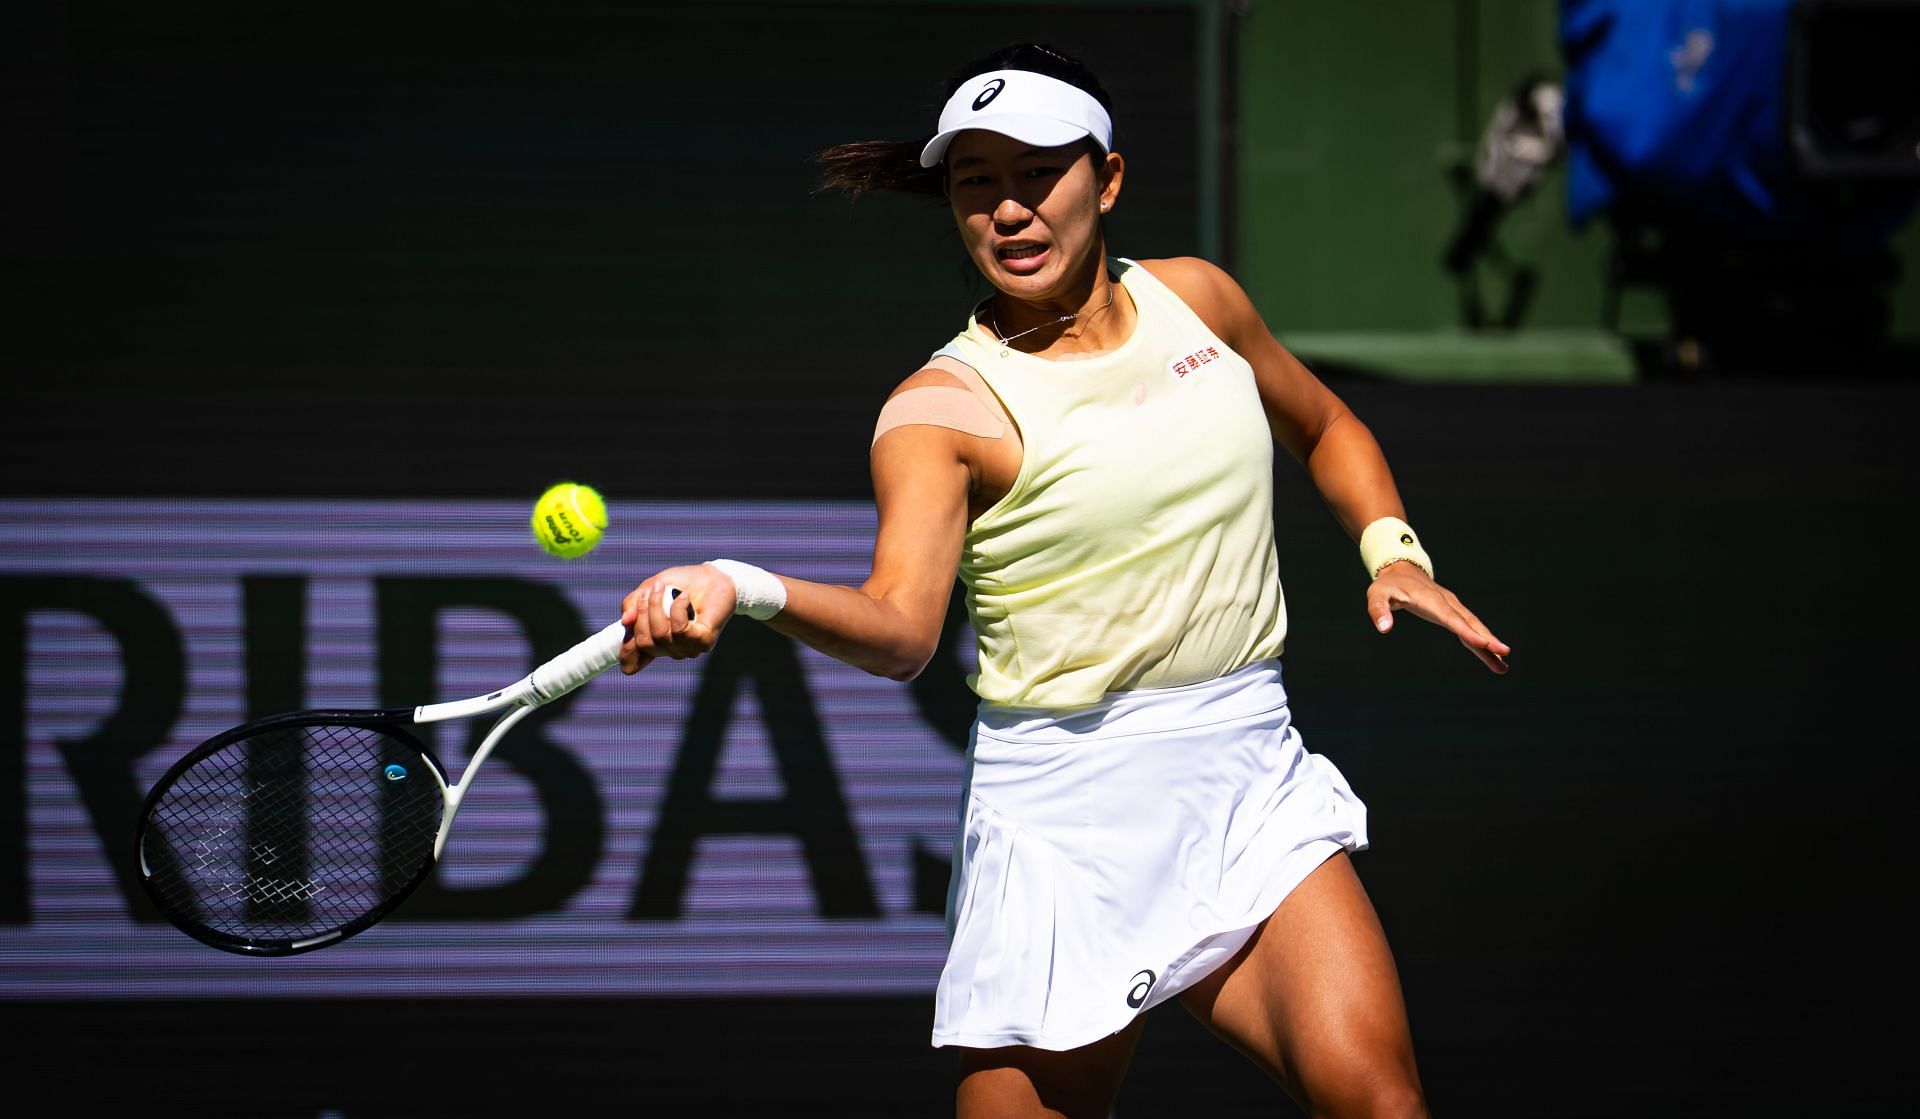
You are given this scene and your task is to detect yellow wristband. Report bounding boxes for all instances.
[1359,517,1433,580]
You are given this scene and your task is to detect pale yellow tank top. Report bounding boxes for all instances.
[934,258,1287,708]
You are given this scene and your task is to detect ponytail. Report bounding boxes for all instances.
[812,139,945,200]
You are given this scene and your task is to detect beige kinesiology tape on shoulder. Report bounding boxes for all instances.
[871,386,1009,447]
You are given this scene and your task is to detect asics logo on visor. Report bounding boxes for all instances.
[971,78,1006,111]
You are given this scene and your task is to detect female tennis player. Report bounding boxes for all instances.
[619,42,1507,1119]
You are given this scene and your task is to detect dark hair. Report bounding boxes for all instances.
[813,43,1114,199]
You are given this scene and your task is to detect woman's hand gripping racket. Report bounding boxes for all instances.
[135,594,682,956]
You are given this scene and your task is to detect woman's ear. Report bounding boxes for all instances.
[1099,150,1126,212]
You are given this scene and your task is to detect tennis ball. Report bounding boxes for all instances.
[531,482,607,559]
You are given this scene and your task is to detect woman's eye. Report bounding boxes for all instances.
[1025,166,1061,179]
[956,175,990,187]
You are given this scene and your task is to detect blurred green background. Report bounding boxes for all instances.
[1234,0,1918,380]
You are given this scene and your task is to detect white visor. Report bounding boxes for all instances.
[919,69,1114,168]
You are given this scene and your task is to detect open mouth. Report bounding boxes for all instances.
[996,243,1050,272]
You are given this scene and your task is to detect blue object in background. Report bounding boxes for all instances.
[1561,0,1909,244]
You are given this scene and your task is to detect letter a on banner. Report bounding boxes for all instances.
[633,621,879,919]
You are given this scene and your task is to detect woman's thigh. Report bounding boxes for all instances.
[1175,851,1426,1116]
[954,1017,1146,1119]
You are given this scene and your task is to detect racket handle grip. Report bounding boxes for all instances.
[527,620,629,703]
[525,587,682,704]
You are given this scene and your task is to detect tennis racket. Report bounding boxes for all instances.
[136,596,675,956]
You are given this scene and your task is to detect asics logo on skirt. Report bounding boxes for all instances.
[1126,969,1157,1008]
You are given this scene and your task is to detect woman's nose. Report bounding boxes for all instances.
[992,195,1032,226]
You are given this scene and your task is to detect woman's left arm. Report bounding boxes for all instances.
[1144,257,1510,675]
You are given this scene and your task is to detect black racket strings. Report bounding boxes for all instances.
[142,721,444,944]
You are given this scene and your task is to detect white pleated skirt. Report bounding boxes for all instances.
[930,659,1369,1052]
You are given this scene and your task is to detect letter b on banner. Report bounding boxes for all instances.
[376,578,605,920]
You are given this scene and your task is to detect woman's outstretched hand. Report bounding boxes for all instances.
[1366,561,1510,674]
[619,564,738,674]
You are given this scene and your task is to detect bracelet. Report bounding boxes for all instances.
[1359,517,1434,581]
[707,559,788,620]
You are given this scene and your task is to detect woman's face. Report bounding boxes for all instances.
[944,129,1123,305]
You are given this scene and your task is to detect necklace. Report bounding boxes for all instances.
[989,280,1116,358]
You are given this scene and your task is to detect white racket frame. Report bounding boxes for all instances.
[411,613,638,858]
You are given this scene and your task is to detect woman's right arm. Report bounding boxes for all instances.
[619,370,972,681]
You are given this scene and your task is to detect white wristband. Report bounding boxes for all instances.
[707,559,787,620]
[1359,517,1434,580]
